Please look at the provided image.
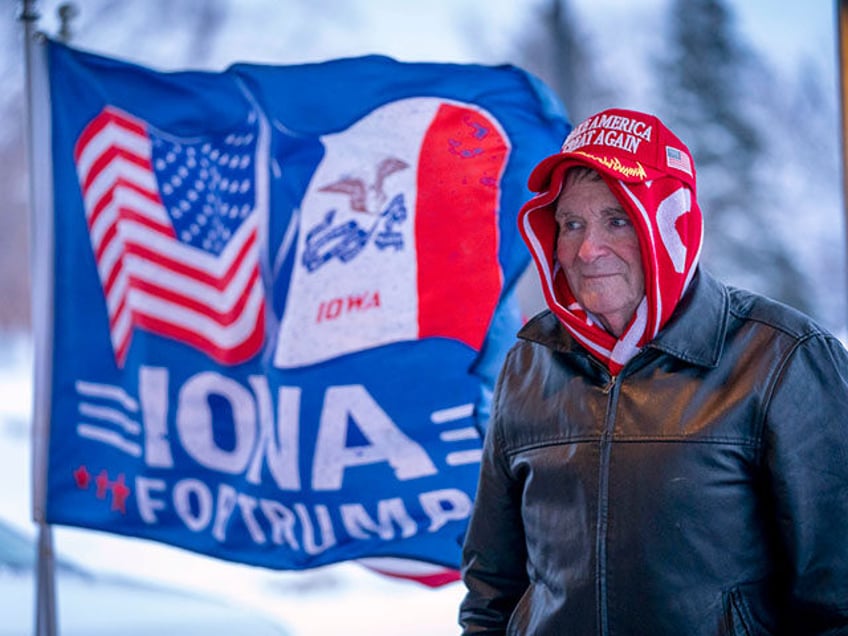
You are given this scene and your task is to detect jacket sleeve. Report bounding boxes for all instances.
[763,332,848,632]
[459,355,530,634]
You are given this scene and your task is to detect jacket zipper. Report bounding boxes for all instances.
[596,371,621,636]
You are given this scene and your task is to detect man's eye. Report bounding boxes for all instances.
[560,220,582,232]
[610,217,631,228]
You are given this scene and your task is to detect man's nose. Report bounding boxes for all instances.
[577,225,609,261]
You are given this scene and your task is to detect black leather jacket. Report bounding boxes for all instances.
[460,271,848,635]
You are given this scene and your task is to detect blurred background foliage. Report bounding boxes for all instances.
[2,0,843,332]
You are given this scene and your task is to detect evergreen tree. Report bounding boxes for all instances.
[656,0,811,313]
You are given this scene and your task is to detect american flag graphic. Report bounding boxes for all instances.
[665,145,693,177]
[73,106,265,366]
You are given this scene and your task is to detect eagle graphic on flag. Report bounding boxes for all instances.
[73,106,266,367]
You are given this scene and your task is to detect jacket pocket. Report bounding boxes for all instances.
[724,584,777,636]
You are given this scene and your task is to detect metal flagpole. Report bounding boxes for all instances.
[18,0,58,635]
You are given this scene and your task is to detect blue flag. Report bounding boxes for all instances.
[42,40,570,585]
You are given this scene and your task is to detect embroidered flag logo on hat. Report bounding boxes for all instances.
[527,108,696,193]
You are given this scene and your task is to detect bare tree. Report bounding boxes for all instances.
[3,0,359,332]
[1,8,32,329]
[511,0,617,123]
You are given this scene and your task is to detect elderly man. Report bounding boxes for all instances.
[459,107,848,635]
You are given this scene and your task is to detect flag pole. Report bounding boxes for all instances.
[19,0,57,635]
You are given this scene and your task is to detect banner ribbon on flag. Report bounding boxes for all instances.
[41,40,570,584]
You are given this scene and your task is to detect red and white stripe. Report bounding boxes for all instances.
[74,107,264,366]
[357,557,461,588]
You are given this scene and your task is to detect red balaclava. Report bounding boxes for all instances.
[518,108,704,374]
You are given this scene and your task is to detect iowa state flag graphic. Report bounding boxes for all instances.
[42,40,570,584]
[275,98,507,368]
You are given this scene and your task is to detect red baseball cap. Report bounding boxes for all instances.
[527,108,696,193]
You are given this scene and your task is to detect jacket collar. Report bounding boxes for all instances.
[518,269,728,369]
[646,269,727,368]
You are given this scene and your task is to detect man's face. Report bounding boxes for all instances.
[554,170,645,337]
